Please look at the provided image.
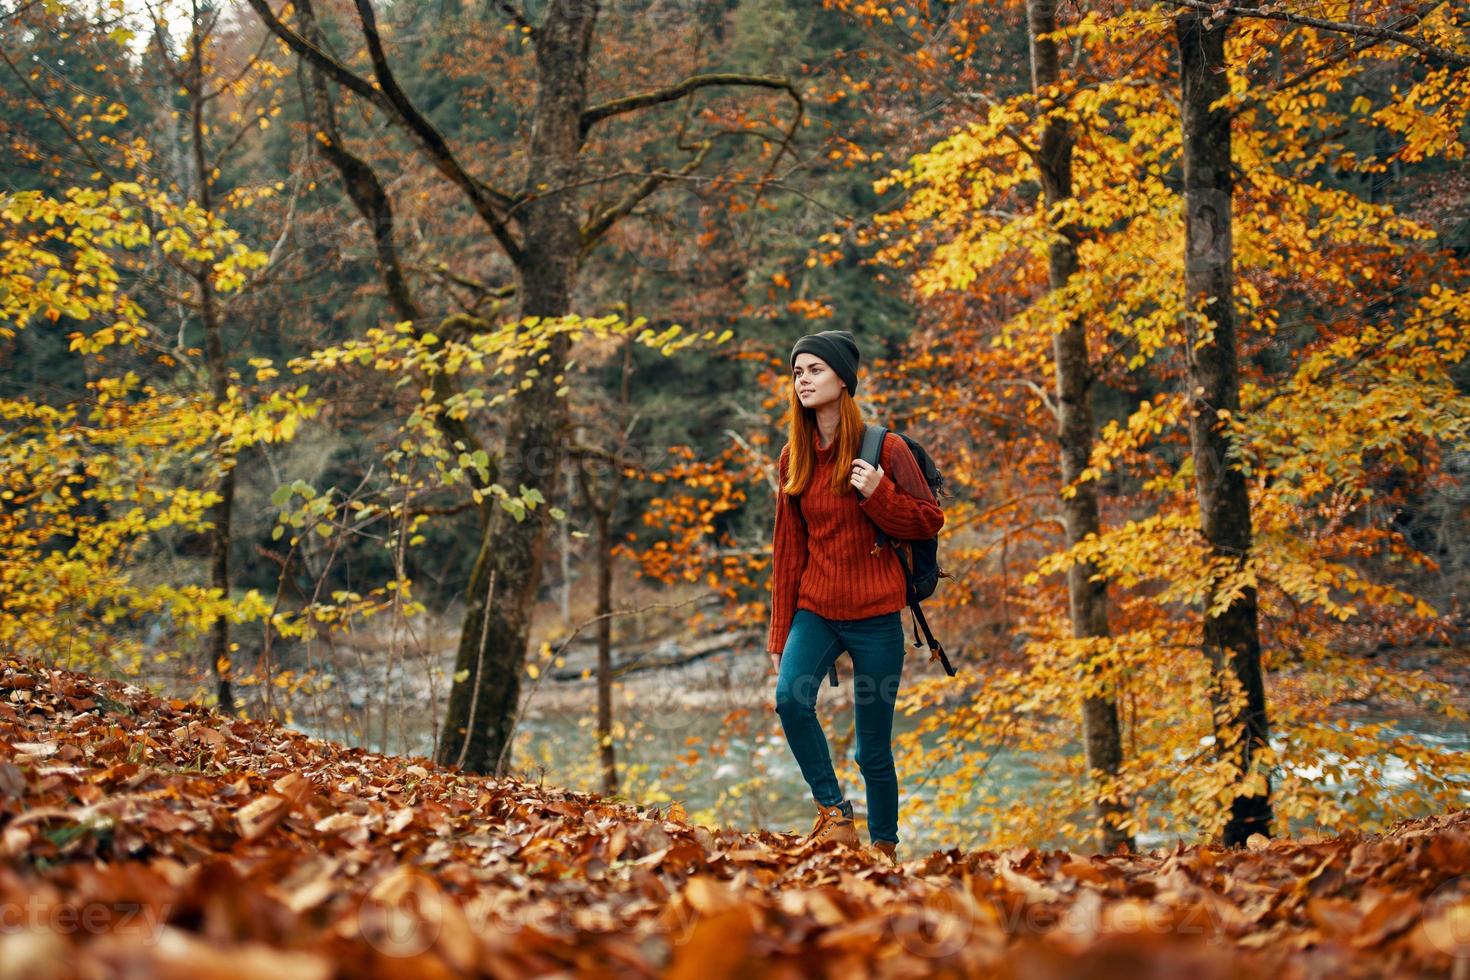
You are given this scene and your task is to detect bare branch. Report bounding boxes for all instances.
[292,0,494,497]
[408,500,481,518]
[723,429,777,493]
[245,0,525,264]
[202,17,275,103]
[580,139,715,252]
[581,72,801,136]
[566,441,645,469]
[425,262,517,299]
[348,0,523,261]
[411,262,516,316]
[578,71,808,234]
[0,45,113,179]
[263,137,310,270]
[243,0,388,107]
[295,2,419,324]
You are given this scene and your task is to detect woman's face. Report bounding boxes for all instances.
[792,352,845,409]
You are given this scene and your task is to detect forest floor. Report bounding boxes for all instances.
[3,654,1470,979]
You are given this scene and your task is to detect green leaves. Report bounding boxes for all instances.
[269,480,316,508]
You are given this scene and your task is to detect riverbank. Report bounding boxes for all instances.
[259,598,1469,857]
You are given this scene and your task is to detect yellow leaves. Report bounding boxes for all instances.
[248,357,279,383]
[1,183,265,350]
[1370,66,1470,163]
[295,312,723,419]
[0,178,306,675]
[0,379,251,671]
[637,321,687,356]
[881,27,1470,849]
[216,384,320,453]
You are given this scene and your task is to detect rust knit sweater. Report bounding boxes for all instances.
[767,428,945,655]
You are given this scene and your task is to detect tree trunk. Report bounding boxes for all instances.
[188,13,235,713]
[202,281,236,715]
[593,506,616,795]
[437,0,598,775]
[560,467,573,626]
[1176,8,1274,846]
[256,0,762,776]
[1028,0,1132,854]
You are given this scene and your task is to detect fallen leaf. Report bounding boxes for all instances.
[235,795,288,842]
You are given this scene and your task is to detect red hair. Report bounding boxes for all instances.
[781,385,865,497]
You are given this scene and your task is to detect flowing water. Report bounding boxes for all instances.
[497,649,1470,855]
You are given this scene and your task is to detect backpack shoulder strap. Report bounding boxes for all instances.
[859,423,893,551]
[859,423,888,468]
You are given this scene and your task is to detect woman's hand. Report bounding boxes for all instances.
[850,458,884,498]
[770,652,781,675]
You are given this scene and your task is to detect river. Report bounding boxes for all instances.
[296,640,1469,856]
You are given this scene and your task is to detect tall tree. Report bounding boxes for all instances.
[248,0,800,773]
[1027,0,1132,854]
[852,1,1470,847]
[187,5,236,711]
[149,0,287,711]
[1175,6,1274,845]
[1166,0,1469,849]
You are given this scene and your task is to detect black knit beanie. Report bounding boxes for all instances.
[790,329,861,395]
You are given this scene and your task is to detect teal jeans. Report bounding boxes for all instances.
[774,608,905,845]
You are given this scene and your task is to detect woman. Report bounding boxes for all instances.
[767,329,944,865]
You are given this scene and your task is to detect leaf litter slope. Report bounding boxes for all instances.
[1,656,1468,978]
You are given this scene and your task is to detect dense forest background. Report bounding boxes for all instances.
[3,0,1469,855]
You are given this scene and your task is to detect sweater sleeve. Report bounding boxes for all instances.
[857,433,945,539]
[767,444,808,655]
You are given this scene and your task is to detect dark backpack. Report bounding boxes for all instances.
[799,423,956,687]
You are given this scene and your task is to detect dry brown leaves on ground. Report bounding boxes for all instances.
[1,656,1468,978]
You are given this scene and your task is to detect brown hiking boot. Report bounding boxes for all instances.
[804,799,860,849]
[869,840,898,866]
